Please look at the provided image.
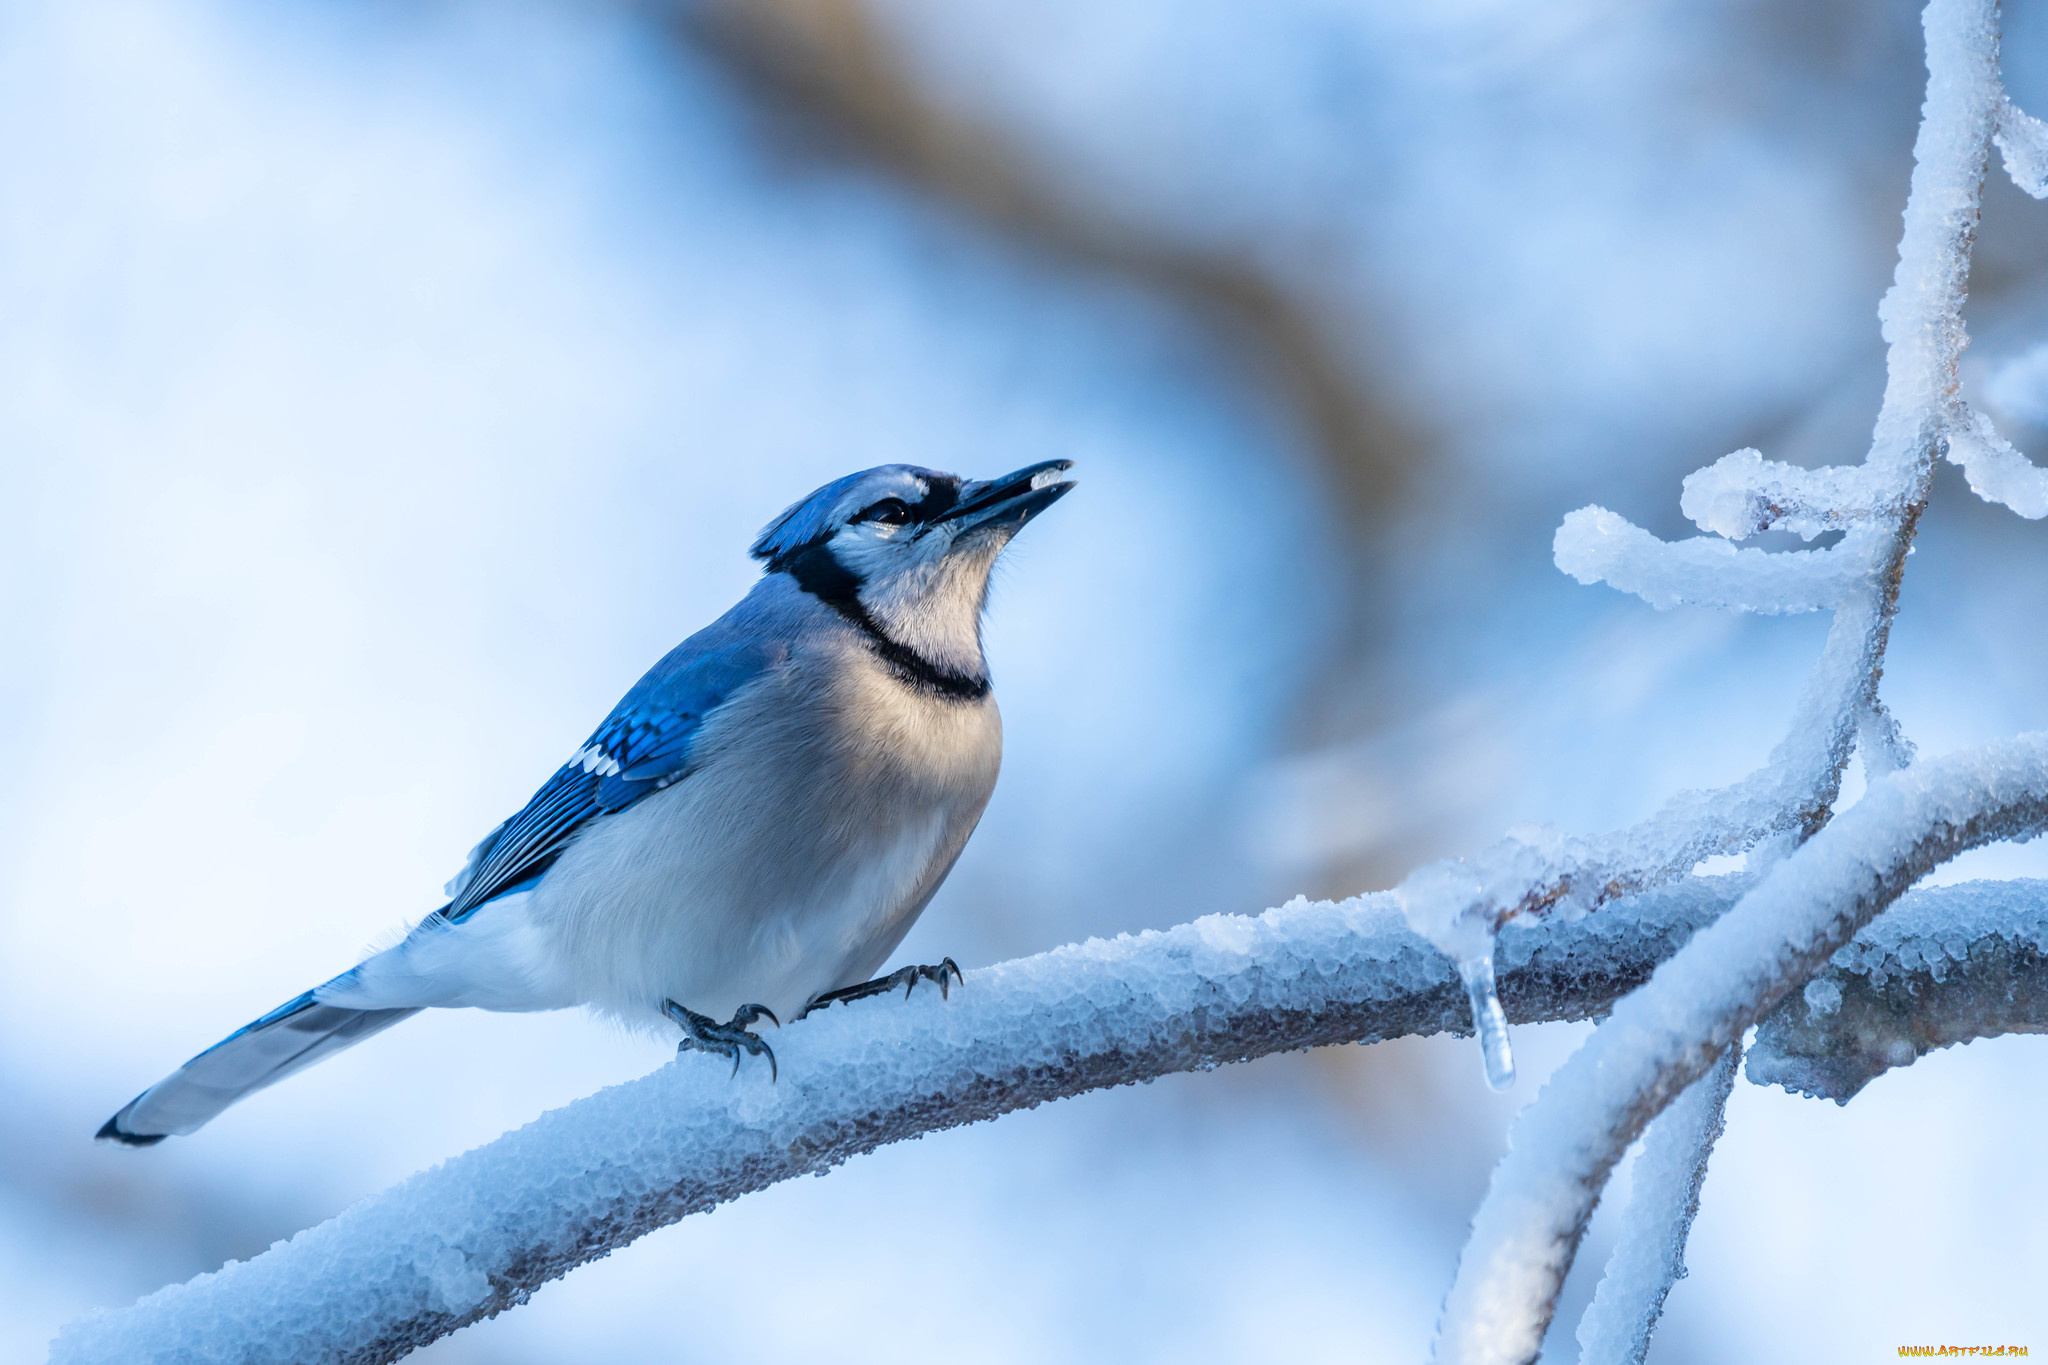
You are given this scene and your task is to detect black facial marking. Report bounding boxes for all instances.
[779,541,862,604]
[914,478,961,521]
[778,542,990,702]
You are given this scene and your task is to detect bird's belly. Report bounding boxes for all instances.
[529,697,999,1026]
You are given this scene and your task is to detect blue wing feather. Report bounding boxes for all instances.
[444,634,785,919]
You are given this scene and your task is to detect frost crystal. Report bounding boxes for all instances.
[1751,879,2048,1101]
[1801,976,1842,1019]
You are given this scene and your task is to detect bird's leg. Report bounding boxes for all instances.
[800,958,963,1018]
[664,999,779,1081]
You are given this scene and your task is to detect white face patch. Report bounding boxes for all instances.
[845,524,1007,678]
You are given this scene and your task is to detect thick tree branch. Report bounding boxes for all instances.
[54,847,2048,1360]
[53,877,1743,1365]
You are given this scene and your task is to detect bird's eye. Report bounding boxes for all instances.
[860,498,912,526]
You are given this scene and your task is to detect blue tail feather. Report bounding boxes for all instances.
[98,991,420,1145]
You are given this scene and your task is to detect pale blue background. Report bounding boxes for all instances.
[2,1,2045,1359]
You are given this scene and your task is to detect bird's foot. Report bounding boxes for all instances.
[800,959,963,1018]
[664,999,779,1080]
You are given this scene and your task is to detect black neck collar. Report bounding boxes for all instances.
[778,545,991,702]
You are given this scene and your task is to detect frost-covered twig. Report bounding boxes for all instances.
[1552,511,1878,614]
[51,878,1746,1365]
[1431,735,2048,1365]
[1749,878,2048,1101]
[1397,0,2023,1091]
[1996,91,2048,199]
[1573,1041,1739,1365]
[1425,3,2048,1354]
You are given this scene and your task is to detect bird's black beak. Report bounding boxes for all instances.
[938,459,1075,535]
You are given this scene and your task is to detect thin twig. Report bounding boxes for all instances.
[1573,1041,1741,1365]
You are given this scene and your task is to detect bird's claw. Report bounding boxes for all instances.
[731,1002,780,1029]
[665,999,778,1081]
[800,958,964,1017]
[899,957,963,1000]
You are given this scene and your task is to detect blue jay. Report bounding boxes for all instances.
[100,460,1074,1144]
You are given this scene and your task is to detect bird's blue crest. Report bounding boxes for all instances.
[749,464,954,566]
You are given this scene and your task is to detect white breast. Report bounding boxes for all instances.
[527,639,1002,1027]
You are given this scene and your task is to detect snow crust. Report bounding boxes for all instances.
[1837,877,2048,979]
[1678,448,1890,540]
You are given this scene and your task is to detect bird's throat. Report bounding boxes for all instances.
[779,546,991,701]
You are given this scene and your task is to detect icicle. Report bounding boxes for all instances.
[1457,951,1516,1090]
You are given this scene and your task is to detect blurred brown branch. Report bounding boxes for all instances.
[677,0,1424,530]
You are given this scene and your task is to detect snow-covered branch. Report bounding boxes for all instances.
[55,878,1759,1365]
[56,863,2048,1360]
[1431,737,2048,1365]
[1678,448,1899,541]
[1552,510,1878,614]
